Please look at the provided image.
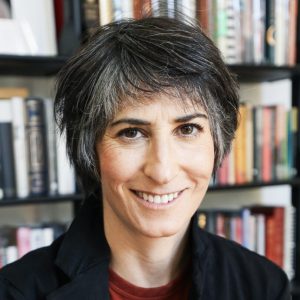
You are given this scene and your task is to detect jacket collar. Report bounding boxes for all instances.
[52,193,210,300]
[55,193,110,279]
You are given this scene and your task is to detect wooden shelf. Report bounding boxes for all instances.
[1,55,300,80]
[208,178,300,192]
[0,194,83,207]
[0,55,68,76]
[229,64,300,82]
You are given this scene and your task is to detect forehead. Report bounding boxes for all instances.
[114,93,206,118]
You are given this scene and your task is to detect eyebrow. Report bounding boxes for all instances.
[109,112,208,127]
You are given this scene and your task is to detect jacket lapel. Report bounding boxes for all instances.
[189,213,210,300]
[46,263,110,300]
[49,193,111,300]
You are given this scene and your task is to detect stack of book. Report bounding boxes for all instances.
[198,204,295,279]
[81,0,298,65]
[0,88,76,200]
[0,223,67,268]
[214,104,298,186]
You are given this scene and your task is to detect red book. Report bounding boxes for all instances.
[251,206,284,268]
[133,0,152,19]
[217,154,229,185]
[262,107,273,182]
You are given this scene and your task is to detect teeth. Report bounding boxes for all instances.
[135,191,180,204]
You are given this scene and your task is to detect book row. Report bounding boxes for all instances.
[0,223,66,269]
[83,0,298,66]
[1,0,297,66]
[198,205,295,279]
[214,104,298,186]
[0,88,76,200]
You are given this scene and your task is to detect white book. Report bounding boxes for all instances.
[179,0,196,22]
[255,214,265,256]
[275,0,289,65]
[5,246,18,264]
[30,228,44,251]
[11,97,29,198]
[112,0,123,21]
[121,0,133,19]
[99,0,113,25]
[0,99,12,122]
[151,0,160,16]
[0,19,36,55]
[42,227,54,247]
[10,0,57,55]
[56,130,76,195]
[283,205,295,279]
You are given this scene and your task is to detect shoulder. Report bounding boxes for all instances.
[198,230,290,299]
[0,235,67,300]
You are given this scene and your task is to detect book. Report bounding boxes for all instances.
[25,98,48,196]
[0,87,29,98]
[56,130,76,195]
[235,104,247,184]
[133,0,152,19]
[11,97,30,198]
[99,0,113,26]
[261,106,273,182]
[16,226,31,258]
[43,98,58,196]
[265,0,276,63]
[251,206,285,268]
[10,0,57,55]
[0,100,16,199]
[56,0,82,56]
[0,19,36,55]
[82,0,100,38]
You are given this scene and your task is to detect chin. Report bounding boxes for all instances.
[138,220,190,239]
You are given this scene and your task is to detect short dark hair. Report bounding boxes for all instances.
[54,16,239,195]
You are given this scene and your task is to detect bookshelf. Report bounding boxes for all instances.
[0,1,300,298]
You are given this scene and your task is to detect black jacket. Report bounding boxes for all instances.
[0,194,290,299]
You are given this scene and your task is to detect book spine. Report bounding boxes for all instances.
[253,106,262,181]
[16,227,31,258]
[0,123,16,198]
[82,0,99,38]
[11,97,30,198]
[56,129,76,195]
[288,0,298,65]
[197,0,209,33]
[43,99,58,196]
[99,0,113,25]
[10,0,57,55]
[262,106,272,182]
[25,98,48,195]
[266,207,284,267]
[265,0,275,63]
[245,104,254,182]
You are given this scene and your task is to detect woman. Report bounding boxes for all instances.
[0,17,290,299]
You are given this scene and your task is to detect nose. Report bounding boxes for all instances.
[143,137,179,184]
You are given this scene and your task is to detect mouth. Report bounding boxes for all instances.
[130,189,185,206]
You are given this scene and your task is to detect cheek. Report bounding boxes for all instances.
[179,139,215,179]
[98,143,143,186]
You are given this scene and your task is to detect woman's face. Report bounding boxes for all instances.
[96,95,214,239]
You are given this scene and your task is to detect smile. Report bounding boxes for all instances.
[132,190,183,204]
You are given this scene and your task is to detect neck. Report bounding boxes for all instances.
[104,207,191,288]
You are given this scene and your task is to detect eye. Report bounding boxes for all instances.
[178,123,203,136]
[117,128,144,139]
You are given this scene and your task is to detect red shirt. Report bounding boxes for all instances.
[109,268,191,300]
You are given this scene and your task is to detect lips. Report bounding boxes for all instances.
[131,189,184,204]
